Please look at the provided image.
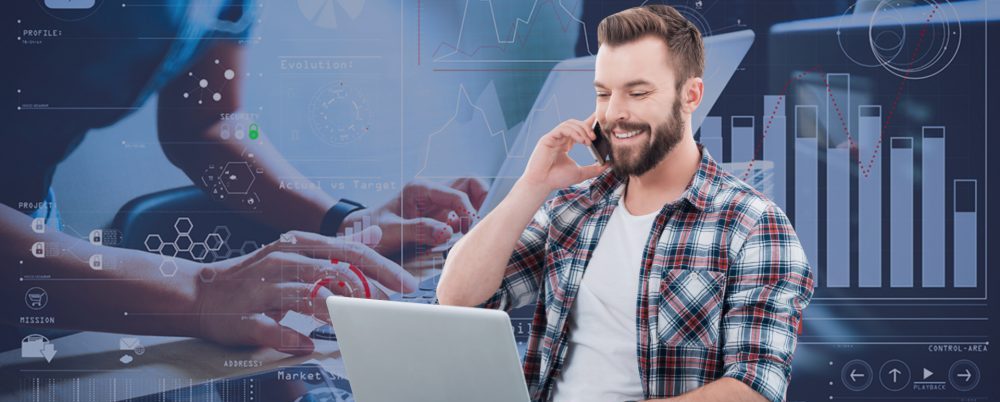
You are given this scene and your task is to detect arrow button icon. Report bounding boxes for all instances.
[879,359,910,391]
[842,360,873,391]
[948,360,979,392]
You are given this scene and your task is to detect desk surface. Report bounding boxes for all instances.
[0,330,349,401]
[1,256,448,401]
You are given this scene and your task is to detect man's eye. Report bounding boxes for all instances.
[631,92,649,97]
[596,93,609,98]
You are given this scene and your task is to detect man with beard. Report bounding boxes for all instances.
[438,5,813,402]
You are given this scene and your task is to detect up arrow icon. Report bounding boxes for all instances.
[889,368,902,382]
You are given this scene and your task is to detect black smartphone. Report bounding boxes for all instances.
[587,121,612,164]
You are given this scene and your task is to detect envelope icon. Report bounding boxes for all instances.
[119,337,141,351]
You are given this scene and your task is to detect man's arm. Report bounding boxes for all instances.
[1,204,201,337]
[157,42,337,234]
[718,204,815,402]
[2,203,413,354]
[437,116,605,307]
[436,180,549,307]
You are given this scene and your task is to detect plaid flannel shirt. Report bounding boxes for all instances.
[480,148,814,402]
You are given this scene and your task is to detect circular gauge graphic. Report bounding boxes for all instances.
[838,0,962,80]
[671,5,712,37]
[310,259,371,299]
[868,0,961,80]
[307,81,371,146]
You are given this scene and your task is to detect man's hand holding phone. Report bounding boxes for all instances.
[438,113,609,307]
[520,113,609,193]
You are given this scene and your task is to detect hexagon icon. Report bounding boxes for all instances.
[190,243,209,261]
[204,233,224,251]
[220,162,255,194]
[175,234,194,253]
[160,242,179,258]
[198,267,218,282]
[144,234,164,252]
[212,226,231,242]
[240,240,259,256]
[174,217,194,235]
[211,242,232,260]
[159,258,179,277]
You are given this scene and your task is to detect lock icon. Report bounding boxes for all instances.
[89,254,103,270]
[31,242,45,258]
[248,123,259,140]
[90,229,103,245]
[31,218,46,234]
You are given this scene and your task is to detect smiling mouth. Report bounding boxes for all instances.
[613,129,645,139]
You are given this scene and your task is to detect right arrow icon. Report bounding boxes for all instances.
[923,368,933,380]
[948,360,980,392]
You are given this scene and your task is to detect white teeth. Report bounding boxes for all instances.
[614,129,642,139]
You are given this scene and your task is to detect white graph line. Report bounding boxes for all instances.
[511,94,565,158]
[415,84,511,177]
[433,0,587,62]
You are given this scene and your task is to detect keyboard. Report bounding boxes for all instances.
[310,273,441,340]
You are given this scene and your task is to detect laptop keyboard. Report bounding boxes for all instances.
[310,273,441,340]
[311,273,534,350]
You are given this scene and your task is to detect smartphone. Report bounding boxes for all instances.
[587,121,612,164]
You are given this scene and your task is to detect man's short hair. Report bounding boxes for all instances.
[597,5,705,89]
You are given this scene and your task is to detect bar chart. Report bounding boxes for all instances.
[697,72,985,299]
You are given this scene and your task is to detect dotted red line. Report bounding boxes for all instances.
[739,66,821,181]
[857,4,939,177]
[739,4,940,181]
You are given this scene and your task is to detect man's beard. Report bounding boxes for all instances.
[606,97,685,177]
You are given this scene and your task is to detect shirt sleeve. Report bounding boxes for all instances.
[477,203,551,312]
[721,204,815,402]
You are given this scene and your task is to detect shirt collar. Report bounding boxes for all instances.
[586,145,721,212]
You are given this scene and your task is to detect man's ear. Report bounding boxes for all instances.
[682,77,704,114]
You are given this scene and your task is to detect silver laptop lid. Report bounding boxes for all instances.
[327,297,531,402]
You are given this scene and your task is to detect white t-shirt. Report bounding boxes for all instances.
[551,195,658,402]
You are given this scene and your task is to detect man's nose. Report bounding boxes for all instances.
[604,94,630,124]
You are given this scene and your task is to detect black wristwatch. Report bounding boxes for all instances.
[319,199,366,236]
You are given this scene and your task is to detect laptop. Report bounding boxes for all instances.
[326,296,531,402]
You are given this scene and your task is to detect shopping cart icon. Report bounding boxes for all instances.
[25,287,48,310]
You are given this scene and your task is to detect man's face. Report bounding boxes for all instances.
[594,36,687,177]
